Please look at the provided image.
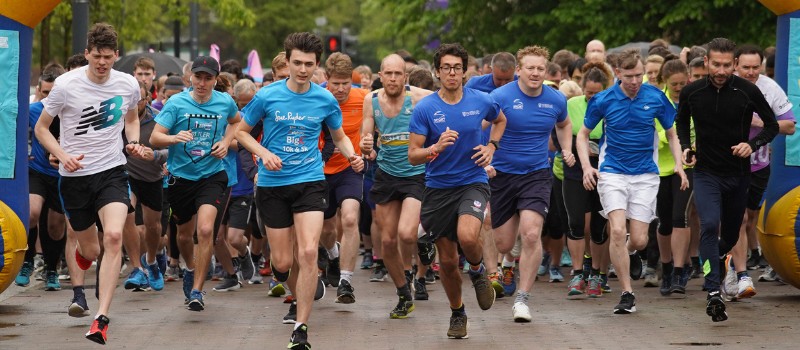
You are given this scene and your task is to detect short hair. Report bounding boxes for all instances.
[155,75,168,92]
[552,49,577,72]
[616,48,642,70]
[605,52,619,69]
[86,23,117,52]
[648,46,672,59]
[706,37,736,55]
[396,49,417,64]
[657,57,689,85]
[734,44,763,62]
[646,54,665,66]
[354,65,372,79]
[263,71,274,82]
[546,62,561,77]
[558,80,582,99]
[482,54,494,67]
[233,79,257,98]
[689,57,705,69]
[765,54,775,69]
[433,43,469,72]
[649,38,669,51]
[582,62,612,88]
[221,59,244,80]
[516,46,549,64]
[284,32,323,63]
[492,52,516,71]
[686,45,707,65]
[467,55,479,70]
[272,52,287,73]
[182,62,192,75]
[408,67,435,90]
[134,57,155,72]
[568,57,587,78]
[39,63,65,86]
[325,52,353,79]
[66,54,88,70]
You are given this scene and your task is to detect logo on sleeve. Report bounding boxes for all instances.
[76,96,124,135]
[433,111,446,124]
[513,99,523,110]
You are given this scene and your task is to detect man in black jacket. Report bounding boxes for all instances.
[676,37,778,323]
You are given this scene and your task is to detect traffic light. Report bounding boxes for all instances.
[325,35,341,54]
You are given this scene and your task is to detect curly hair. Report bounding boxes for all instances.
[86,23,118,52]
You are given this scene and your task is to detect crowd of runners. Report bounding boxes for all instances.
[19,22,795,349]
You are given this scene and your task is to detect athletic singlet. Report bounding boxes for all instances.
[372,86,425,177]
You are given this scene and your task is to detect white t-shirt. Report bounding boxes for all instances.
[43,66,140,177]
[755,74,793,116]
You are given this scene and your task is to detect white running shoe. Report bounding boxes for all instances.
[736,276,756,299]
[721,255,738,301]
[758,266,777,282]
[512,302,532,323]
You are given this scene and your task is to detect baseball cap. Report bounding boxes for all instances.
[191,56,219,76]
[164,76,184,90]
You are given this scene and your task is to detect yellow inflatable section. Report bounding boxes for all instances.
[0,200,27,293]
[758,187,800,288]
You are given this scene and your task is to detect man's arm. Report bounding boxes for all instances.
[407,132,430,166]
[675,89,692,150]
[235,119,281,171]
[555,118,575,167]
[124,107,145,158]
[746,89,779,154]
[576,126,599,190]
[35,110,82,172]
[330,126,363,172]
[210,112,242,159]
[665,127,689,190]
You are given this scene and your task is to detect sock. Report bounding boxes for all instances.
[591,268,601,277]
[294,322,305,331]
[451,303,466,316]
[73,286,85,297]
[375,259,384,268]
[327,244,339,260]
[662,261,674,276]
[573,269,584,277]
[340,270,353,284]
[397,283,412,299]
[737,271,749,280]
[145,253,155,265]
[691,256,700,268]
[502,257,515,268]
[251,253,262,265]
[515,290,530,304]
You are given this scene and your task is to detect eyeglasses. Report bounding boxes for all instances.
[439,65,463,74]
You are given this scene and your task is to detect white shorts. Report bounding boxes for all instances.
[597,172,659,223]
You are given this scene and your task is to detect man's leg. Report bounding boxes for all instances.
[292,211,324,326]
[336,199,360,301]
[435,237,463,309]
[94,202,129,317]
[192,204,219,293]
[607,210,631,292]
[377,201,405,289]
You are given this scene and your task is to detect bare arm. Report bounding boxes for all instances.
[235,120,282,171]
[35,110,82,172]
[330,126,364,172]
[150,123,192,148]
[211,113,242,159]
[576,126,599,190]
[124,107,145,159]
[555,118,574,167]
[408,132,430,166]
[665,127,688,190]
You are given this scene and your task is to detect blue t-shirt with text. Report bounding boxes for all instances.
[491,83,567,174]
[409,88,500,188]
[242,80,342,187]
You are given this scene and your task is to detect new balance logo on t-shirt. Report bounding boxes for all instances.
[76,96,123,135]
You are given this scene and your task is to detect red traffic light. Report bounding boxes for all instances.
[326,35,340,53]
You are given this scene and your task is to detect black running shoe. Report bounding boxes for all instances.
[389,296,415,319]
[660,271,673,296]
[336,280,355,304]
[288,323,311,350]
[447,312,468,339]
[283,302,297,324]
[629,253,643,281]
[414,278,428,300]
[327,256,340,288]
[706,291,728,322]
[669,273,685,294]
[613,292,636,314]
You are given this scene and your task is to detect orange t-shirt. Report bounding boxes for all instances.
[323,88,367,174]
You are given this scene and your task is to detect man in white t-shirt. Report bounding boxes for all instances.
[34,23,144,345]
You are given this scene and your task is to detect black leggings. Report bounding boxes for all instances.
[25,213,66,271]
[562,177,607,244]
[646,170,694,267]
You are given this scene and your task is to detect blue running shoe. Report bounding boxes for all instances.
[45,270,61,291]
[268,278,286,297]
[183,269,195,304]
[124,268,150,291]
[560,251,573,267]
[156,251,168,274]
[15,261,34,287]
[147,263,164,291]
[501,266,517,297]
[187,289,205,311]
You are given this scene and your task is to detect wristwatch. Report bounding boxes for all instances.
[488,139,500,150]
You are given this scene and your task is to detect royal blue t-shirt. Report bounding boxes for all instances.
[242,80,342,187]
[29,101,60,177]
[155,90,238,181]
[409,88,500,188]
[491,83,567,174]
[584,82,676,175]
[465,74,518,93]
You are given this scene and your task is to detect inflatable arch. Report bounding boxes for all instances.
[0,1,61,294]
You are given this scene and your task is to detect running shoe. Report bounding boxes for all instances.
[643,267,658,287]
[549,266,564,283]
[182,269,195,304]
[759,266,778,282]
[601,274,612,293]
[211,262,224,281]
[587,275,603,298]
[283,302,297,324]
[659,271,672,296]
[567,274,586,296]
[58,266,70,281]
[746,251,760,270]
[690,262,703,279]
[425,267,436,284]
[288,323,310,350]
[75,249,93,271]
[669,272,685,294]
[85,314,110,345]
[239,248,256,281]
[512,301,532,323]
[537,252,551,276]
[212,273,241,292]
[721,255,738,300]
[736,275,756,299]
[360,254,374,270]
[124,268,150,291]
[447,312,468,339]
[608,265,617,279]
[706,290,728,322]
[68,294,90,318]
[45,270,61,291]
[501,266,516,297]
[156,251,168,274]
[413,278,428,301]
[370,265,388,282]
[269,278,286,297]
[187,289,205,311]
[613,292,636,314]
[164,265,180,282]
[259,259,273,276]
[327,256,341,288]
[560,251,573,267]
[468,265,495,311]
[390,295,415,319]
[488,272,504,298]
[248,271,264,285]
[336,279,356,304]
[146,263,165,291]
[314,275,326,301]
[14,261,33,287]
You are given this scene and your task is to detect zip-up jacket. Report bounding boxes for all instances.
[676,75,778,177]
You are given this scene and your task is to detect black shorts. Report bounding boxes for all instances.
[59,165,131,231]
[29,168,63,214]
[166,171,229,225]
[746,166,770,210]
[256,180,328,229]
[323,168,364,219]
[369,168,425,204]
[224,195,253,230]
[420,183,490,243]
[543,177,568,240]
[490,169,552,229]
[129,177,164,212]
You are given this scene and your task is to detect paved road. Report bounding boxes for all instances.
[1,263,799,349]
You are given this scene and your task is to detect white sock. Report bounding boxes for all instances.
[294,322,304,330]
[340,270,353,284]
[327,244,339,259]
[502,257,515,268]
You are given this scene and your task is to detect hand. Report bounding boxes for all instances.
[364,149,377,161]
[484,165,496,178]
[126,143,146,159]
[676,169,690,191]
[582,167,599,191]
[471,144,494,167]
[140,146,155,161]
[260,150,282,171]
[360,134,374,154]
[682,148,696,166]
[435,126,458,153]
[562,150,576,167]
[60,154,85,172]
[731,143,753,158]
[48,153,59,169]
[210,141,228,159]
[173,130,193,144]
[349,154,364,173]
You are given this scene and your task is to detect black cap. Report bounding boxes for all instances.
[191,56,219,76]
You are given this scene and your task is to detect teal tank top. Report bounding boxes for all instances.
[372,86,426,177]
